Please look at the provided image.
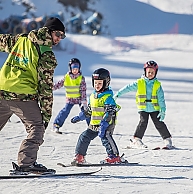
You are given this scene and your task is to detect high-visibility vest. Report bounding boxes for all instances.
[136,78,160,110]
[0,36,51,94]
[89,93,120,125]
[64,74,82,98]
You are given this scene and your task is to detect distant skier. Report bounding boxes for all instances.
[0,17,66,174]
[114,60,173,149]
[70,68,127,164]
[52,58,90,134]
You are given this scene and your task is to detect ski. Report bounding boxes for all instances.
[55,131,62,134]
[51,130,62,134]
[0,168,102,179]
[125,146,148,150]
[152,146,176,150]
[57,153,138,167]
[57,162,139,167]
[162,146,171,150]
[152,147,161,150]
[126,145,176,150]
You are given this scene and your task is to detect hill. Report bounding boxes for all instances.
[0,0,192,36]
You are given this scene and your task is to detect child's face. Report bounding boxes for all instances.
[94,80,103,92]
[71,68,79,75]
[146,67,156,79]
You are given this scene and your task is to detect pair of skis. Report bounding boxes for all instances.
[58,153,138,168]
[152,146,175,150]
[128,139,175,150]
[0,168,102,179]
[0,162,102,179]
[0,159,138,179]
[126,145,174,150]
[57,161,139,168]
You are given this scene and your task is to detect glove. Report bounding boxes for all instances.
[71,110,86,123]
[157,108,166,122]
[113,94,118,101]
[81,100,87,109]
[71,116,81,123]
[98,120,109,138]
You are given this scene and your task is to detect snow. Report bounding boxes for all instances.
[137,0,193,14]
[0,0,193,194]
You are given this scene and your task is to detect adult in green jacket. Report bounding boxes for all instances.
[0,17,65,174]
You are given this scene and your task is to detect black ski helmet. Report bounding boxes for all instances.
[92,68,111,91]
[68,58,81,72]
[144,60,158,78]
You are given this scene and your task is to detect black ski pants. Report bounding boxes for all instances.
[134,111,171,140]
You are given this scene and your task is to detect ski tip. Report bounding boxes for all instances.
[162,146,174,150]
[57,163,66,167]
[96,167,103,172]
[152,147,161,150]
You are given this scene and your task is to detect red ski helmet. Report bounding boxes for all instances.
[144,60,158,78]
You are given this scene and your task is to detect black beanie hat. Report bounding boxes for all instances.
[44,17,65,33]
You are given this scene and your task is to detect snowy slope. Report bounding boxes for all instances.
[0,1,193,194]
[137,0,193,14]
[0,0,193,36]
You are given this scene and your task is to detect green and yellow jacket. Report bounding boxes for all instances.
[0,27,58,123]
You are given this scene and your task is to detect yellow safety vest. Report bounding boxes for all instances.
[64,74,82,98]
[0,36,51,94]
[90,93,120,125]
[136,78,160,110]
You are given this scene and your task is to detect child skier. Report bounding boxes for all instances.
[70,68,126,164]
[53,58,90,134]
[114,60,172,149]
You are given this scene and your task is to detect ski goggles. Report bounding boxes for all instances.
[71,63,80,69]
[54,31,66,39]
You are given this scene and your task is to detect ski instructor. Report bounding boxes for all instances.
[0,17,65,174]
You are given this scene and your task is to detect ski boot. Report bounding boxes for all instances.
[52,124,62,134]
[129,137,148,149]
[100,154,128,164]
[163,137,173,149]
[71,154,87,166]
[10,162,56,175]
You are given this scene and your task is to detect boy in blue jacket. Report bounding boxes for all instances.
[70,68,127,164]
[114,61,172,149]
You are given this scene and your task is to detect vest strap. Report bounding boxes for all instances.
[145,99,152,102]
